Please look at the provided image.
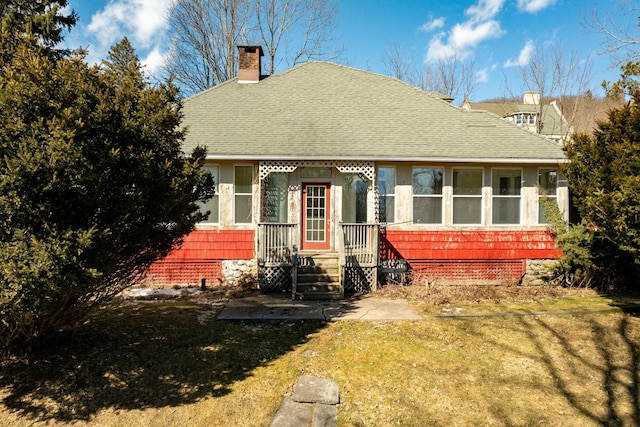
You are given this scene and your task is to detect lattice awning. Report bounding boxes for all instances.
[259,160,375,182]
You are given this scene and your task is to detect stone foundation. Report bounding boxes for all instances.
[521,259,561,285]
[222,259,258,287]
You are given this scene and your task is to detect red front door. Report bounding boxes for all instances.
[302,183,331,250]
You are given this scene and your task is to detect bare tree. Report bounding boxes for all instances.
[585,1,640,66]
[507,42,593,142]
[256,0,339,75]
[382,40,414,83]
[165,0,339,95]
[418,52,478,103]
[165,0,251,95]
[382,44,477,104]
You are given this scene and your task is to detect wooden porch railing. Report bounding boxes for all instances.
[339,223,380,267]
[257,223,298,265]
[339,223,380,293]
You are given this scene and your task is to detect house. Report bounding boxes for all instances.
[463,93,571,144]
[147,46,568,298]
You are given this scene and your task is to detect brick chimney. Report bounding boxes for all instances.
[237,46,263,84]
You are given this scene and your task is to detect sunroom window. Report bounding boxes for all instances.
[263,172,288,223]
[492,169,521,224]
[234,165,253,224]
[412,167,443,224]
[538,169,558,224]
[377,167,395,223]
[197,165,219,223]
[453,168,483,224]
[343,173,368,223]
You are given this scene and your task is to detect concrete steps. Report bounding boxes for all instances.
[295,252,342,300]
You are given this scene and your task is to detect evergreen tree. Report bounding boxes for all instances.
[0,38,213,349]
[562,63,640,285]
[0,0,77,61]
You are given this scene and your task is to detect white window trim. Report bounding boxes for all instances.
[411,166,444,226]
[537,167,558,225]
[451,167,484,226]
[234,164,254,225]
[377,166,396,224]
[198,164,220,225]
[491,167,523,225]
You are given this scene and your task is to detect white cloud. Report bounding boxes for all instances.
[427,19,505,61]
[425,0,506,62]
[504,39,535,67]
[76,0,173,72]
[420,17,445,32]
[426,33,456,61]
[465,0,506,22]
[516,0,556,14]
[88,0,173,49]
[476,68,490,83]
[450,20,504,49]
[142,46,167,73]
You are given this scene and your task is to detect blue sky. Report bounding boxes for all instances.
[64,0,633,101]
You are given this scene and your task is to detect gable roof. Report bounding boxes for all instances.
[182,62,566,163]
[468,101,568,137]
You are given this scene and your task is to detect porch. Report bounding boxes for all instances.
[257,223,380,299]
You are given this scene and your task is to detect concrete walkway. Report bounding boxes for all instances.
[217,294,423,321]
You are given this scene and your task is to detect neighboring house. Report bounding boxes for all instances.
[463,93,571,144]
[147,46,568,298]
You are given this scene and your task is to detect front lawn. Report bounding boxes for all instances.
[1,288,639,426]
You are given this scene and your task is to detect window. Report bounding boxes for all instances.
[343,173,368,223]
[538,169,558,224]
[453,168,483,224]
[378,167,395,223]
[515,114,523,125]
[197,165,219,223]
[492,169,521,224]
[234,165,253,224]
[412,167,443,224]
[263,172,288,223]
[514,114,536,127]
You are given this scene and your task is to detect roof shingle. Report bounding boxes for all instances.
[182,62,566,162]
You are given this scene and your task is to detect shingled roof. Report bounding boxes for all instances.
[182,62,566,163]
[467,100,568,137]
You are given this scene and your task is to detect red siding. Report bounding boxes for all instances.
[380,230,561,284]
[146,229,561,286]
[381,230,562,260]
[162,229,254,261]
[146,230,254,286]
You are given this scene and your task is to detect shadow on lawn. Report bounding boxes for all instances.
[0,293,356,423]
[474,308,640,426]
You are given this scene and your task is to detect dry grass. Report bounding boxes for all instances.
[376,271,599,304]
[374,281,615,315]
[1,288,639,426]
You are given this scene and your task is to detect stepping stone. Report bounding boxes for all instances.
[292,375,340,405]
[270,397,313,427]
[313,403,338,427]
[271,376,339,427]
